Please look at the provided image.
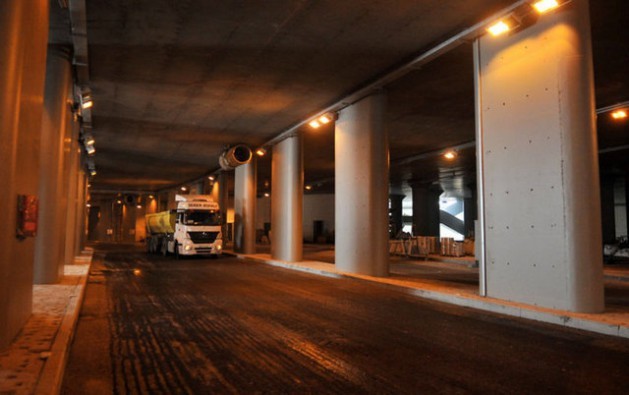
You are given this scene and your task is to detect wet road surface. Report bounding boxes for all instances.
[62,246,629,394]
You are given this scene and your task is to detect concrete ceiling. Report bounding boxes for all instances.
[51,0,628,193]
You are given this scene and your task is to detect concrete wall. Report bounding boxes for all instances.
[0,0,49,349]
[255,193,335,243]
[303,194,335,242]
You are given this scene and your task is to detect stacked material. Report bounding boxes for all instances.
[440,238,464,257]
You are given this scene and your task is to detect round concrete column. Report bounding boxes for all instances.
[389,193,405,238]
[335,92,389,277]
[34,46,73,284]
[234,161,257,254]
[211,171,230,240]
[271,135,303,262]
[600,176,616,244]
[626,176,629,238]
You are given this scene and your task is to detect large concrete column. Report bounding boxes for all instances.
[75,170,88,255]
[271,135,303,262]
[335,92,389,277]
[0,0,49,348]
[64,122,81,264]
[475,0,603,312]
[600,176,616,244]
[389,193,405,238]
[34,45,73,284]
[464,184,477,238]
[234,161,257,254]
[411,183,442,237]
[626,176,629,238]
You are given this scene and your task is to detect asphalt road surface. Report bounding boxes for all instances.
[61,246,629,394]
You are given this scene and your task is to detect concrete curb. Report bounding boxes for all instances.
[230,252,629,339]
[34,250,94,395]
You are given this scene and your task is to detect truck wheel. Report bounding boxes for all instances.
[161,241,168,256]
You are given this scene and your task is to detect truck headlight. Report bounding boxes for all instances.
[185,245,192,251]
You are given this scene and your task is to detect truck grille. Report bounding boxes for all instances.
[188,231,219,244]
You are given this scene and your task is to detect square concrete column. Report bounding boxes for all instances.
[475,0,603,312]
[0,0,49,348]
[411,183,442,237]
[234,161,257,254]
[64,121,81,265]
[271,135,303,262]
[335,92,389,277]
[34,45,73,284]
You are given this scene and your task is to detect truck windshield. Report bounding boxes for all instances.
[184,210,220,226]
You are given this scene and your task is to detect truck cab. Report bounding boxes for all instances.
[173,206,222,256]
[146,195,223,257]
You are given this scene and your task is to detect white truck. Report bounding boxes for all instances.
[145,195,223,257]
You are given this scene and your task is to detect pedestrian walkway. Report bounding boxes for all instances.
[0,250,92,395]
[229,244,629,339]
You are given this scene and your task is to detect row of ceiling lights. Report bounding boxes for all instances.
[169,0,625,196]
[79,90,98,177]
[487,0,563,37]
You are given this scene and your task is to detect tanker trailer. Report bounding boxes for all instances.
[145,195,223,257]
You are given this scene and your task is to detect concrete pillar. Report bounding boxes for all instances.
[626,176,629,238]
[271,135,303,262]
[64,122,81,264]
[34,45,73,284]
[475,0,603,312]
[234,161,257,254]
[211,171,230,240]
[464,184,477,238]
[389,193,405,238]
[75,170,87,255]
[335,92,389,277]
[0,0,49,348]
[411,183,442,237]
[600,176,616,244]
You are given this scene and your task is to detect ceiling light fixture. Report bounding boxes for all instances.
[84,134,95,146]
[487,14,520,37]
[208,175,215,181]
[611,109,627,120]
[264,192,270,197]
[532,0,559,14]
[443,150,458,160]
[305,185,312,190]
[86,144,96,155]
[308,112,337,129]
[487,20,510,36]
[180,186,187,191]
[256,147,267,156]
